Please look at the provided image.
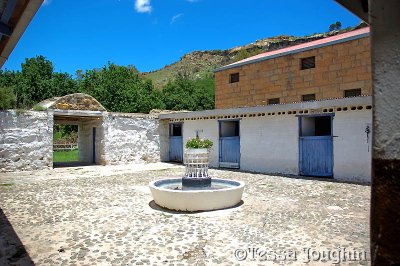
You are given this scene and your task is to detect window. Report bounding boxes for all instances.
[300,56,315,70]
[229,73,240,83]
[169,124,182,137]
[344,88,362,98]
[268,98,280,105]
[302,94,316,102]
[220,121,239,137]
[300,116,332,137]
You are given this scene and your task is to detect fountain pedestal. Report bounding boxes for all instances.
[182,148,211,189]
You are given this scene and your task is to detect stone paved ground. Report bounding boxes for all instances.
[0,163,370,265]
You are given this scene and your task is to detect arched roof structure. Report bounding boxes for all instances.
[37,93,106,112]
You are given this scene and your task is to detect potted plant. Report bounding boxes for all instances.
[185,137,213,164]
[185,137,213,149]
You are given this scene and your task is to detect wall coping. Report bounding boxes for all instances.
[159,96,372,120]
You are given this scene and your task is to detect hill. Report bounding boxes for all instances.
[144,23,367,89]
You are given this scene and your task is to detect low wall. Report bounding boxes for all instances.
[0,110,162,172]
[0,111,53,172]
[102,113,161,165]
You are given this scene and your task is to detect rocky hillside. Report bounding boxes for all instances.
[144,23,367,89]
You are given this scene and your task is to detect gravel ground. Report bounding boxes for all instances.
[0,163,370,265]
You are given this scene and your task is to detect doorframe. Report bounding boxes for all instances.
[168,122,184,162]
[92,127,96,164]
[218,119,241,168]
[297,113,334,177]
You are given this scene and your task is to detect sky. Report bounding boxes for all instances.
[3,0,360,75]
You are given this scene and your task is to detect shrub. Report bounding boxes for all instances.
[32,105,47,111]
[186,137,213,149]
[0,87,16,110]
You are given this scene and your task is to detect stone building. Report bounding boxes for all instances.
[214,27,371,108]
[160,28,373,183]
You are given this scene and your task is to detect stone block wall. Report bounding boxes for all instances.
[215,36,371,109]
[102,113,160,165]
[0,111,53,172]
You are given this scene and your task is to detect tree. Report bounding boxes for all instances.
[78,62,164,113]
[18,55,54,107]
[0,56,78,109]
[0,87,16,110]
[329,21,342,31]
[161,72,214,111]
[335,21,342,30]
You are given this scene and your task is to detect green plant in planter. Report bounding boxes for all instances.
[186,137,213,149]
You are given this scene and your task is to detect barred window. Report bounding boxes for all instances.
[302,94,316,102]
[229,73,240,83]
[300,56,315,70]
[344,89,362,97]
[268,98,280,105]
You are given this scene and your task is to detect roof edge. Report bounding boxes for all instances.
[215,29,370,73]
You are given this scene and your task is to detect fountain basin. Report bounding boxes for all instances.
[149,178,245,212]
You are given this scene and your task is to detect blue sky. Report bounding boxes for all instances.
[3,0,360,75]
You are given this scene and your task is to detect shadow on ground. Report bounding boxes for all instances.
[148,200,244,214]
[0,208,33,265]
[53,162,96,168]
[211,167,371,186]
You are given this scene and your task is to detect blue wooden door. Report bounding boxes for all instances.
[169,136,183,162]
[299,136,333,176]
[219,136,240,168]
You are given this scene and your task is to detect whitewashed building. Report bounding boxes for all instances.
[159,97,372,183]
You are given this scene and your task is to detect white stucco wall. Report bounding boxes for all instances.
[240,116,299,175]
[0,111,53,172]
[176,109,371,182]
[180,116,298,173]
[102,114,160,165]
[333,110,372,182]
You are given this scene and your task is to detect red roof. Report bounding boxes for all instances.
[217,27,370,71]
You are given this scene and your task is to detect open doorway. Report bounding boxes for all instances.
[53,124,79,165]
[53,115,102,168]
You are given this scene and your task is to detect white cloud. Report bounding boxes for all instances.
[171,13,184,24]
[135,0,152,13]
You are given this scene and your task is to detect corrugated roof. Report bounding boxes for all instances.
[215,27,370,72]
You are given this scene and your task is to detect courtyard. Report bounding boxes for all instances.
[0,163,370,265]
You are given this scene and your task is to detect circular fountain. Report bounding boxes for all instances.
[149,148,245,212]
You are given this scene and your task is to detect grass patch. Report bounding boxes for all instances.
[0,183,14,187]
[53,149,79,162]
